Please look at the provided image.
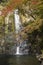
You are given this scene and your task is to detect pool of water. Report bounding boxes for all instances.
[0,55,40,65]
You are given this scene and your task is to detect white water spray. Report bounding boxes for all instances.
[16,46,20,55]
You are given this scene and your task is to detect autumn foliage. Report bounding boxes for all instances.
[2,0,24,16]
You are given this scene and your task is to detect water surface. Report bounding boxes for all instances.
[0,55,40,65]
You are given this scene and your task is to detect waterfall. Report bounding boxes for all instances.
[14,9,22,55]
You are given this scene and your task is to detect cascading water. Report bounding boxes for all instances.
[14,9,23,55]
